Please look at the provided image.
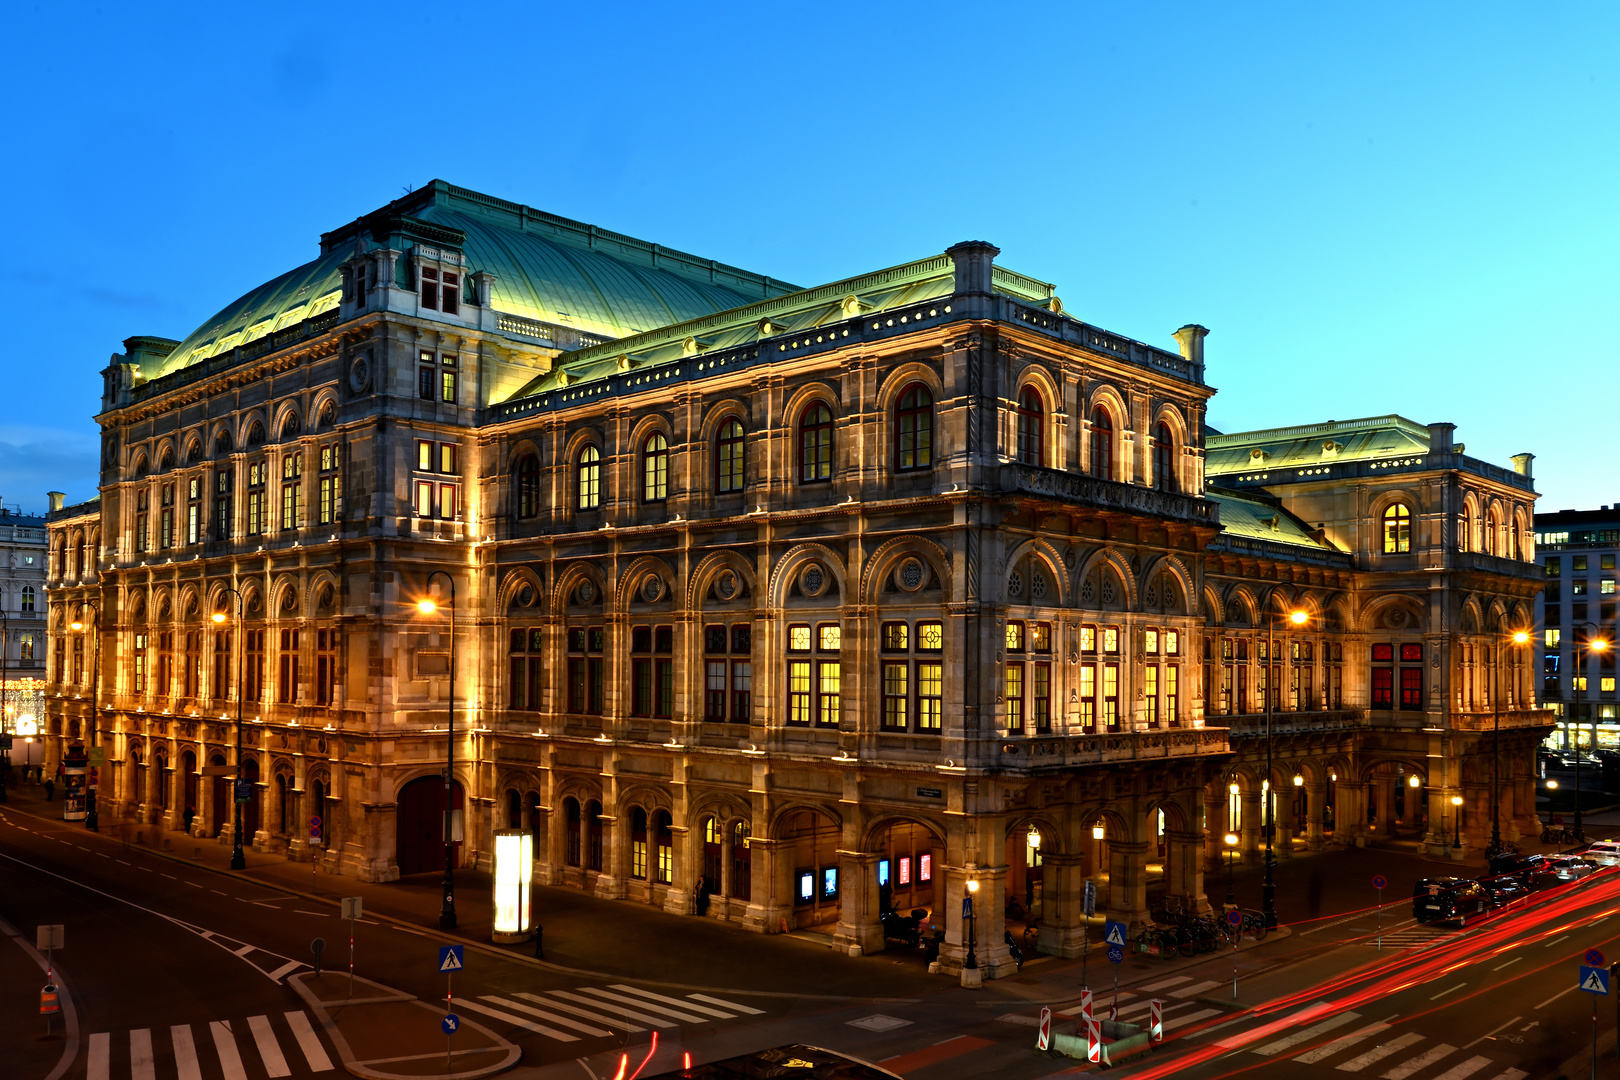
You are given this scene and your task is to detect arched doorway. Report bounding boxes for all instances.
[241,758,261,840]
[781,808,840,929]
[397,775,465,875]
[180,751,197,833]
[877,819,942,921]
[209,754,228,837]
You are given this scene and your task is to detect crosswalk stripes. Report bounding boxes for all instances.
[84,1011,334,1080]
[1169,979,1224,998]
[460,985,770,1048]
[1335,1032,1425,1071]
[1296,1019,1390,1064]
[1359,927,1452,949]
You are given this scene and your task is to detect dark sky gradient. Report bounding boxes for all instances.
[6,2,1616,513]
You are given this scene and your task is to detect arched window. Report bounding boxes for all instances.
[564,797,581,867]
[642,433,669,502]
[1484,507,1500,556]
[506,788,522,829]
[1457,511,1470,552]
[576,446,601,510]
[653,809,674,885]
[895,384,934,471]
[20,586,33,612]
[731,819,752,901]
[799,403,833,483]
[1015,388,1043,465]
[1090,406,1114,480]
[1383,503,1412,554]
[585,799,604,871]
[630,805,649,879]
[1152,421,1176,491]
[514,454,540,519]
[716,419,745,493]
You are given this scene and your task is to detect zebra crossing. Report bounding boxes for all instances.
[458,983,766,1044]
[1240,1004,1527,1078]
[84,1010,332,1080]
[1357,925,1455,949]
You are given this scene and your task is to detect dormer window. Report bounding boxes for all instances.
[420,266,460,314]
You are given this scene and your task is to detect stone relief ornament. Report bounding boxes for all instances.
[1007,571,1024,598]
[897,558,925,592]
[801,563,827,597]
[576,579,596,605]
[348,355,371,393]
[715,569,738,600]
[1031,570,1048,599]
[640,574,665,603]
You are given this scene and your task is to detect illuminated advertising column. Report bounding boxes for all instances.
[492,828,534,943]
[62,742,88,822]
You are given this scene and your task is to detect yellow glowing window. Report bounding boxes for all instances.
[1103,628,1119,653]
[1080,626,1096,652]
[818,624,842,652]
[918,622,943,651]
[1605,678,1617,693]
[1145,629,1159,654]
[1006,621,1025,652]
[1546,629,1561,648]
[789,625,811,651]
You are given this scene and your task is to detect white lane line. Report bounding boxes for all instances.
[1335,1031,1423,1071]
[608,984,735,1019]
[1482,1070,1528,1080]
[515,992,645,1032]
[480,996,611,1037]
[186,881,203,888]
[1464,1015,1522,1050]
[267,960,303,982]
[1491,957,1522,972]
[1382,1042,1456,1078]
[1218,1002,1334,1050]
[1544,934,1570,948]
[211,1020,249,1080]
[87,1032,109,1080]
[574,987,709,1023]
[116,859,132,865]
[1535,985,1576,1010]
[687,993,766,1015]
[453,998,579,1042]
[130,1028,156,1080]
[1170,979,1224,999]
[285,1011,334,1072]
[545,990,670,1028]
[1430,1057,1493,1080]
[1139,975,1193,992]
[1174,1007,1223,1025]
[211,889,227,896]
[1252,1009,1361,1056]
[139,866,154,872]
[1297,1021,1391,1064]
[1430,983,1466,1000]
[248,1014,291,1077]
[171,1025,203,1080]
[161,873,177,880]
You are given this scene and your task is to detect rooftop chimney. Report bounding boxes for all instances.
[1426,422,1456,454]
[944,241,999,297]
[1511,453,1534,479]
[1172,325,1209,368]
[47,491,64,513]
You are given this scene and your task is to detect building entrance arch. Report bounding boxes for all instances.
[209,754,227,837]
[780,808,840,929]
[397,775,465,876]
[873,819,943,923]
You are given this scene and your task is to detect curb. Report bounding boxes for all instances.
[0,911,81,1080]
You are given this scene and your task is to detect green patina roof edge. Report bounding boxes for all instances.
[1206,414,1433,448]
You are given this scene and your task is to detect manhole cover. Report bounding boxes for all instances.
[847,1015,913,1032]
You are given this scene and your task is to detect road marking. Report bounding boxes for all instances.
[1482,1070,1527,1080]
[1139,975,1193,992]
[1170,980,1224,999]
[1381,1042,1455,1078]
[161,873,177,879]
[545,990,671,1028]
[116,859,132,865]
[1252,1009,1361,1055]
[267,960,303,982]
[1535,986,1576,1010]
[1297,1021,1391,1064]
[248,1015,291,1077]
[171,1025,203,1080]
[87,1032,109,1080]
[607,984,735,1018]
[139,866,154,872]
[1175,1007,1223,1025]
[211,1020,249,1080]
[575,987,709,1022]
[515,992,645,1032]
[1430,1057,1493,1080]
[284,1011,334,1072]
[480,995,612,1037]
[1218,1002,1334,1050]
[186,881,203,888]
[1491,957,1522,971]
[1430,983,1466,1000]
[688,993,766,1015]
[454,998,580,1041]
[1544,934,1570,948]
[211,889,228,895]
[1464,1015,1522,1050]
[130,1028,156,1080]
[1334,1031,1423,1071]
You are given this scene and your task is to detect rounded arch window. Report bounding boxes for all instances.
[576,445,601,510]
[1484,506,1501,556]
[799,403,834,483]
[514,453,540,519]
[643,433,669,503]
[716,418,745,493]
[1383,503,1412,554]
[895,383,934,471]
[1152,421,1177,492]
[1016,387,1044,465]
[1090,406,1114,480]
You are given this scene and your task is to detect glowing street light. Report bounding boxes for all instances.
[418,573,458,930]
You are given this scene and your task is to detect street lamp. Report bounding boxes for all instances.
[69,604,100,831]
[1492,630,1532,857]
[1573,627,1610,843]
[963,877,980,973]
[211,588,246,869]
[1450,794,1463,849]
[418,571,458,931]
[1223,832,1239,908]
[1262,605,1308,929]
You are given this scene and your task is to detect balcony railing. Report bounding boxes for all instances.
[1003,465,1218,525]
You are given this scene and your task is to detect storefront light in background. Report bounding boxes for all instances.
[491,829,534,943]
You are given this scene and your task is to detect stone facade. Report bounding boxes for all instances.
[44,182,1551,979]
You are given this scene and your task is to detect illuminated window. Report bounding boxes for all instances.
[186,476,202,544]
[799,402,834,482]
[1603,678,1616,693]
[576,446,601,510]
[280,452,302,531]
[418,350,436,401]
[1383,503,1411,554]
[318,444,339,526]
[514,454,540,519]
[882,622,909,651]
[642,432,669,502]
[1016,387,1044,465]
[440,354,458,405]
[1005,663,1024,732]
[788,625,811,651]
[716,418,745,493]
[246,461,266,536]
[895,384,934,471]
[1152,421,1176,491]
[1603,579,1616,595]
[1089,406,1114,480]
[918,622,943,651]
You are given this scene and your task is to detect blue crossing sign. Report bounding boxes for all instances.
[442,1014,460,1034]
[1580,966,1610,995]
[438,945,464,973]
[1107,945,1124,964]
[1104,920,1128,947]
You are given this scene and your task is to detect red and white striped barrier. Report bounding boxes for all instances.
[1036,1006,1051,1051]
[1086,1015,1102,1063]
[1150,998,1164,1042]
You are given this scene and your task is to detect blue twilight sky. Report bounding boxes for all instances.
[4,2,1616,515]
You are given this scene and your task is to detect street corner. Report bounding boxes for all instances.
[289,970,522,1079]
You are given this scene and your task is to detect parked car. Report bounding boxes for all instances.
[1544,854,1598,883]
[1477,874,1530,910]
[1413,877,1495,925]
[1580,840,1620,867]
[1487,852,1558,891]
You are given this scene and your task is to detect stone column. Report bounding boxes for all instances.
[1164,830,1208,915]
[1105,840,1153,935]
[1374,777,1395,836]
[1305,782,1327,851]
[1338,781,1368,847]
[1203,785,1224,871]
[1240,790,1263,865]
[662,825,695,915]
[1039,852,1087,957]
[741,836,791,934]
[594,813,624,899]
[833,850,885,956]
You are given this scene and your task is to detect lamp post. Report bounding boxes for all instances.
[1545,778,1558,830]
[1223,832,1239,908]
[1450,794,1463,849]
[1262,606,1307,930]
[963,876,980,978]
[418,571,458,931]
[1492,630,1532,857]
[1574,626,1610,844]
[211,588,246,869]
[69,604,100,831]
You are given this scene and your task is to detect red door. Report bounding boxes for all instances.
[397,776,464,875]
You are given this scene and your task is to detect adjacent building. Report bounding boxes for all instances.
[0,499,48,775]
[1533,505,1620,751]
[45,181,1552,977]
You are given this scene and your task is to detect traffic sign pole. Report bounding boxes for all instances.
[1372,876,1387,951]
[1228,908,1243,1000]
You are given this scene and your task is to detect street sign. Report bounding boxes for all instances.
[1587,948,1606,967]
[199,765,234,777]
[1580,966,1610,995]
[961,896,973,920]
[340,897,363,921]
[1227,909,1244,927]
[1107,945,1124,964]
[1083,880,1096,918]
[1104,919,1128,947]
[35,925,64,951]
[1036,1006,1052,1051]
[438,945,464,973]
[310,816,322,839]
[442,1014,460,1035]
[234,778,252,804]
[1371,874,1388,890]
[88,747,104,767]
[1150,999,1164,1042]
[1079,988,1093,1020]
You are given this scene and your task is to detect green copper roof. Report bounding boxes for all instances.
[1204,489,1334,550]
[150,181,800,378]
[1205,415,1433,477]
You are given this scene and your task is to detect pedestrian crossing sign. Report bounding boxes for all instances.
[1580,965,1610,995]
[438,945,464,973]
[1104,920,1128,947]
